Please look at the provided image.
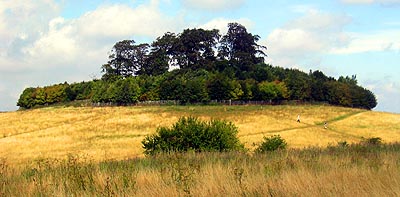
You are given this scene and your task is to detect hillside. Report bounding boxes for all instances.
[1,105,399,166]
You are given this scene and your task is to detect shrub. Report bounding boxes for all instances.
[337,141,349,147]
[255,135,287,153]
[141,116,244,155]
[362,137,382,146]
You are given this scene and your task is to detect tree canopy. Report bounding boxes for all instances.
[17,23,377,110]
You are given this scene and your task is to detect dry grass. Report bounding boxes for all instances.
[330,111,400,143]
[0,105,399,166]
[1,146,400,196]
[0,106,177,166]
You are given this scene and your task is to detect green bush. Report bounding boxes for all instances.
[141,116,244,155]
[362,137,382,146]
[255,135,287,153]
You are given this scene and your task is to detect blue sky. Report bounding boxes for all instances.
[0,0,399,113]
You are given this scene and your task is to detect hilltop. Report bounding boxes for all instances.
[17,23,376,110]
[1,104,399,166]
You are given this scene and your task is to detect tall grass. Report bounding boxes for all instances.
[2,143,400,196]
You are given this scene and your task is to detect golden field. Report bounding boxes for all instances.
[1,105,400,196]
[1,105,399,166]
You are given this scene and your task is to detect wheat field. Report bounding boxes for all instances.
[1,105,399,166]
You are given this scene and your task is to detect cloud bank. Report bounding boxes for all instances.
[264,10,351,68]
[181,0,245,11]
[330,30,400,54]
[0,0,183,110]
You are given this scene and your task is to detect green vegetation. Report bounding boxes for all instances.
[1,142,399,196]
[142,116,244,155]
[17,23,377,110]
[255,135,287,153]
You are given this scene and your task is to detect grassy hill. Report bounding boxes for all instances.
[1,105,400,196]
[1,105,399,166]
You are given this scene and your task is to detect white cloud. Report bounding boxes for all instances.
[0,83,5,93]
[199,18,253,34]
[341,0,374,3]
[263,10,351,67]
[341,0,400,5]
[384,21,400,26]
[0,0,186,111]
[77,4,181,39]
[364,78,400,113]
[290,5,319,14]
[0,0,60,59]
[1,1,185,72]
[23,17,79,65]
[330,30,400,54]
[288,11,352,33]
[182,0,245,11]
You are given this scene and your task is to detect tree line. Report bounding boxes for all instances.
[17,23,377,110]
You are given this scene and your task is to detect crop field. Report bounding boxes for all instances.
[1,104,400,196]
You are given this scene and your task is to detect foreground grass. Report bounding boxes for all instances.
[1,143,400,196]
[2,105,399,166]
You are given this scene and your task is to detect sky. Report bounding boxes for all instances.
[0,0,399,113]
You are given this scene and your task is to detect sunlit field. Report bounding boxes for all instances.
[1,105,399,166]
[1,105,400,196]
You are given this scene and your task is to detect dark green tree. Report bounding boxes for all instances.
[349,85,377,110]
[17,87,37,109]
[363,89,377,110]
[159,71,185,101]
[137,75,163,101]
[257,81,289,102]
[91,81,111,103]
[137,32,177,76]
[310,70,330,101]
[218,23,267,73]
[171,28,220,70]
[103,40,150,78]
[67,81,96,100]
[207,73,242,100]
[112,77,141,104]
[132,43,150,75]
[239,79,257,100]
[34,88,46,106]
[326,81,351,107]
[44,83,68,104]
[250,63,274,82]
[338,75,358,86]
[106,40,137,78]
[284,69,311,100]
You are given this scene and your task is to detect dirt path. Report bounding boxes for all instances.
[239,111,366,138]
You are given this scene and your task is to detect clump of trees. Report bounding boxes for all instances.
[17,23,377,110]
